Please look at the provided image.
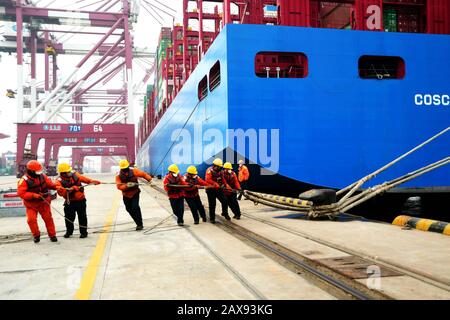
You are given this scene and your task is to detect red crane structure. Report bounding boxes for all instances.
[71,146,128,173]
[0,0,175,176]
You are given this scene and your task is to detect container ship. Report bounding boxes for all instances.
[136,1,450,217]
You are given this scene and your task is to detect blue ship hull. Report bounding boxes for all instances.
[137,24,450,216]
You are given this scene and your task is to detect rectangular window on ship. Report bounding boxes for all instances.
[198,75,208,101]
[358,56,405,80]
[255,52,308,78]
[209,61,221,91]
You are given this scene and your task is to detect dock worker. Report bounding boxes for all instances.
[237,160,250,200]
[17,160,58,243]
[163,164,188,226]
[205,158,231,223]
[223,162,242,219]
[115,159,152,231]
[55,163,101,239]
[183,166,210,224]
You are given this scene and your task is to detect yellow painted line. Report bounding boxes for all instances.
[75,193,120,300]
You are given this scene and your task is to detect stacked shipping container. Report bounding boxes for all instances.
[155,28,172,113]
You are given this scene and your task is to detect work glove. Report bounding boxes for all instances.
[127,182,137,188]
[92,180,101,185]
[33,193,42,200]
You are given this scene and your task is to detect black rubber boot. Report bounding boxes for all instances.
[63,233,72,238]
[194,220,199,225]
[135,225,144,231]
[80,234,88,238]
[33,236,40,243]
[50,236,58,242]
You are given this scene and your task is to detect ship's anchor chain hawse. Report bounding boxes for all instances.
[242,127,450,220]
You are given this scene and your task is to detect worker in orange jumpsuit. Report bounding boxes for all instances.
[115,160,152,231]
[237,159,250,200]
[223,162,242,219]
[55,163,101,238]
[205,158,231,223]
[17,160,58,243]
[183,166,210,224]
[163,164,189,226]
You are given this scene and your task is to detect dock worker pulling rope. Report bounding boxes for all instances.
[183,165,212,224]
[55,163,101,239]
[222,162,242,220]
[205,158,231,223]
[163,164,189,226]
[115,159,153,231]
[17,160,58,243]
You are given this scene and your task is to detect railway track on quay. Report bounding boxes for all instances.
[239,209,450,294]
[147,184,391,300]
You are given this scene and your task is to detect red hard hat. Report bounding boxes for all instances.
[27,160,43,172]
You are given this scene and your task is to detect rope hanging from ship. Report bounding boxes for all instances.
[242,126,450,219]
[149,99,203,177]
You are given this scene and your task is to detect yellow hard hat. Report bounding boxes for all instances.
[168,164,179,174]
[187,166,198,175]
[57,162,72,173]
[212,158,223,167]
[223,162,233,170]
[119,159,130,169]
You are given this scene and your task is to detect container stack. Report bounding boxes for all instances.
[155,28,172,113]
[383,1,426,33]
[384,8,398,32]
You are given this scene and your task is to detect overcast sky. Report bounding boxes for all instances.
[0,0,187,157]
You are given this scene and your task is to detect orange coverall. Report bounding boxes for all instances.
[238,165,250,183]
[55,172,96,201]
[115,168,152,197]
[17,173,57,237]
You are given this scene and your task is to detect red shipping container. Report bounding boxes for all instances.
[309,0,319,27]
[427,0,450,34]
[355,0,383,31]
[277,0,310,27]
